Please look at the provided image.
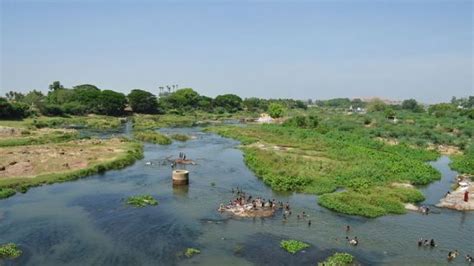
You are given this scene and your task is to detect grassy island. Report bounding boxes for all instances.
[280,240,310,254]
[126,195,158,207]
[208,124,440,217]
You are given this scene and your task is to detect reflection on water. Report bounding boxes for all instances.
[0,127,472,265]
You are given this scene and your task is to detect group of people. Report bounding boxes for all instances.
[417,238,436,247]
[171,152,188,168]
[227,187,283,210]
[419,205,430,215]
[417,239,472,262]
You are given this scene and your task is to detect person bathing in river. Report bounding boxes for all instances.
[430,239,436,247]
[418,238,423,247]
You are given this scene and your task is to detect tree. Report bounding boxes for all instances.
[268,103,285,118]
[47,88,74,105]
[22,90,45,107]
[0,98,30,119]
[214,94,243,113]
[97,90,127,116]
[48,81,64,91]
[71,84,101,111]
[402,99,423,112]
[128,89,159,114]
[5,91,24,102]
[197,95,213,112]
[162,88,200,110]
[367,99,387,112]
[243,97,268,112]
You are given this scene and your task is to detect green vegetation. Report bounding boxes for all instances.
[450,144,474,174]
[126,195,158,207]
[280,240,310,254]
[208,124,439,217]
[318,252,354,266]
[268,102,285,118]
[128,89,161,114]
[0,243,22,259]
[0,129,78,147]
[0,188,16,199]
[133,130,172,145]
[170,134,191,142]
[184,248,201,258]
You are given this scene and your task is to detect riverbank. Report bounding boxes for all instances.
[0,138,143,198]
[437,175,474,211]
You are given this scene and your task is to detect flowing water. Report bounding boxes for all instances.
[0,127,472,265]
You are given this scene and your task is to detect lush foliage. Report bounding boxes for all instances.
[126,195,158,207]
[0,98,30,119]
[128,89,160,114]
[214,94,243,113]
[0,188,16,199]
[280,240,310,254]
[209,124,439,217]
[318,252,354,266]
[450,144,474,174]
[268,103,285,118]
[0,243,22,259]
[283,115,319,128]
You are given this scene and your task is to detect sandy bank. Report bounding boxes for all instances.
[436,175,474,211]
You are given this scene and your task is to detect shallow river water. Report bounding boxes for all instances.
[0,127,472,265]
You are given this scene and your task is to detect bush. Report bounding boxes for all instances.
[39,104,64,116]
[0,98,30,119]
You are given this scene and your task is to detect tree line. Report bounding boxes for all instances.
[1,81,308,119]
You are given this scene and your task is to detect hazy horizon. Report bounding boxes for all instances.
[1,0,472,103]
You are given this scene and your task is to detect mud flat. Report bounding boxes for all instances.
[0,138,143,197]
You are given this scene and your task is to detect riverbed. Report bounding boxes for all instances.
[0,127,472,265]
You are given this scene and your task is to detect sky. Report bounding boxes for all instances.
[1,0,472,103]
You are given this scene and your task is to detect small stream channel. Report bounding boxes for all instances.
[0,127,472,265]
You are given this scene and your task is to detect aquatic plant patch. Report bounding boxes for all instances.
[133,130,172,145]
[184,248,201,258]
[0,243,22,259]
[0,188,16,199]
[280,240,310,254]
[126,195,158,207]
[170,134,191,142]
[318,252,354,266]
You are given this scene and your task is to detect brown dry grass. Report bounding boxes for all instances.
[0,138,126,179]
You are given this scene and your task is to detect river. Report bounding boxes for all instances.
[0,127,472,265]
